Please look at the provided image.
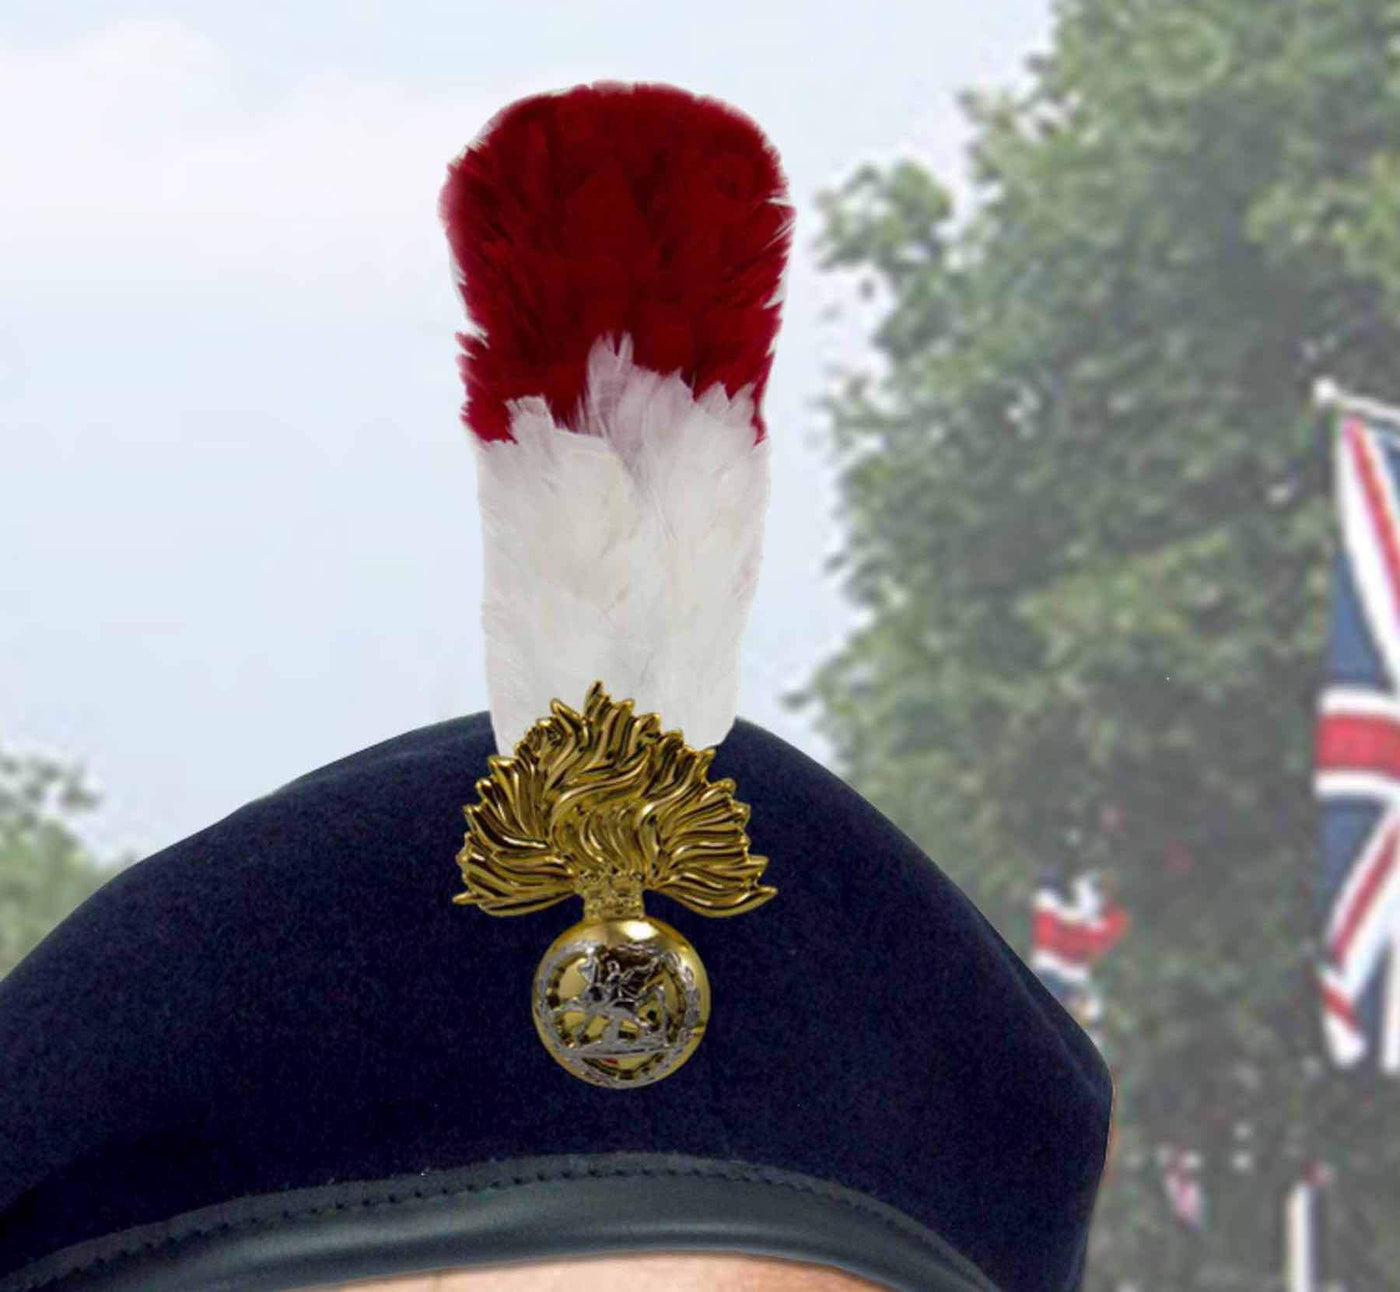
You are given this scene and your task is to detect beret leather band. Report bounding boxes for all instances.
[0,1152,997,1292]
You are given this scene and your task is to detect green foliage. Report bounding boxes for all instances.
[0,746,121,979]
[799,0,1400,1285]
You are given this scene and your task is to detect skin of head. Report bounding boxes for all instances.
[323,1253,884,1290]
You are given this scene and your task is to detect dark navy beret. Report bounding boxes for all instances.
[2,79,1112,1292]
[0,711,1111,1292]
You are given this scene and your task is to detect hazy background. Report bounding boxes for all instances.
[8,3,1400,1289]
[1,1,1045,862]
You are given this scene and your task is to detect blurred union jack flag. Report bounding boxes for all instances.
[1315,401,1400,1075]
[1158,1145,1206,1232]
[1030,869,1129,1049]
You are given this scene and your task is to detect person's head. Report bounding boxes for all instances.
[0,80,1112,1292]
[326,1253,881,1290]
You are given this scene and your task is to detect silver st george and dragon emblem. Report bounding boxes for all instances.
[453,683,777,1089]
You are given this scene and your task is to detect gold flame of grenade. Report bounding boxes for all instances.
[453,683,777,1089]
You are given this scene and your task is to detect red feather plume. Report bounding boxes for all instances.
[438,80,792,443]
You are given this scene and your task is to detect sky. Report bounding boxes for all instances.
[1,0,1053,862]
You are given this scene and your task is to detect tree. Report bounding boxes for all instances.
[0,746,122,979]
[797,0,1400,1284]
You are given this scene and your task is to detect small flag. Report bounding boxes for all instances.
[1159,1144,1206,1231]
[1314,381,1400,1075]
[1030,868,1129,1048]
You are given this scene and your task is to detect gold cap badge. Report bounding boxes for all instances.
[453,682,776,1088]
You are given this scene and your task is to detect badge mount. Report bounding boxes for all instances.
[454,682,776,1088]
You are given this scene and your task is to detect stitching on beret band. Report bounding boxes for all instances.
[5,1155,999,1292]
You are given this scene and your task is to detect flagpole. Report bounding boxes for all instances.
[1285,1178,1314,1292]
[1384,924,1400,1075]
[1313,376,1400,425]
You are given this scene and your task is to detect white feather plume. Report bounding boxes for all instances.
[474,333,770,754]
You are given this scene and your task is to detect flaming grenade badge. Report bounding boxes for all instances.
[454,683,776,1089]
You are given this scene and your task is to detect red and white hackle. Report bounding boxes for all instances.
[439,81,793,753]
